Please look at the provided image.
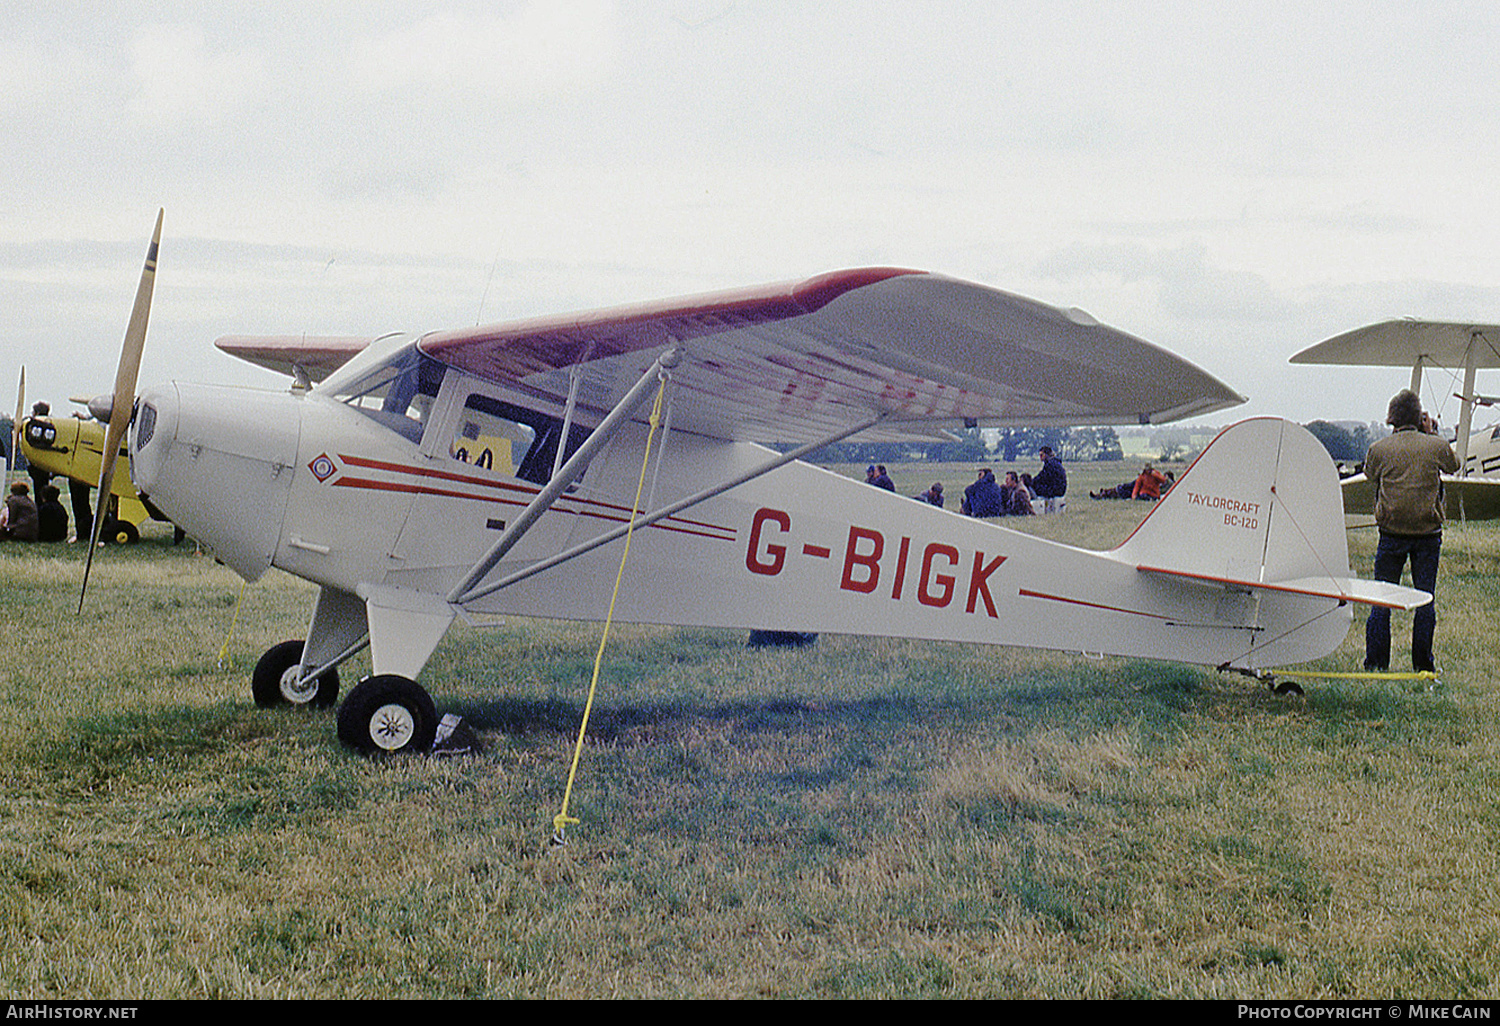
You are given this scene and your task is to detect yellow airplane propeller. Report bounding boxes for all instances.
[10,366,21,473]
[79,209,162,611]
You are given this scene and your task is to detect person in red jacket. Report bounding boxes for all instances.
[1130,464,1167,500]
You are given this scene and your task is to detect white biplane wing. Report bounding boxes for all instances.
[412,268,1244,442]
[1337,470,1500,522]
[1293,319,1500,518]
[1291,319,1500,371]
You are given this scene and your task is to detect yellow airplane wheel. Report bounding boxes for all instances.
[102,519,139,545]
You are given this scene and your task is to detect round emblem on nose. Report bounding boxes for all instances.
[309,454,337,482]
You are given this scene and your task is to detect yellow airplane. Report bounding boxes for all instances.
[20,407,163,543]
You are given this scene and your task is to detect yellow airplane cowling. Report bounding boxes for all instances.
[20,415,154,539]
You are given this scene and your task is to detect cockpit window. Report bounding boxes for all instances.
[452,393,592,485]
[325,344,445,443]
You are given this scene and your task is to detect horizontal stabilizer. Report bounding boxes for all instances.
[1137,564,1430,610]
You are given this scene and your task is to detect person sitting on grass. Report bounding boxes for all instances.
[914,482,944,507]
[962,469,1004,517]
[1,481,39,542]
[37,485,68,543]
[1003,471,1036,515]
[1131,464,1168,501]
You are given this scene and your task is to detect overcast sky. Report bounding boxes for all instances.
[6,1,1500,433]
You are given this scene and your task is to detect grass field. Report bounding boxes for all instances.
[3,461,1498,999]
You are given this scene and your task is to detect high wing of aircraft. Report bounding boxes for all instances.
[1291,319,1500,520]
[89,215,1428,755]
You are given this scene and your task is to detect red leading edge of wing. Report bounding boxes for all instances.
[418,268,925,382]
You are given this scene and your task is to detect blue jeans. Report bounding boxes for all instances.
[1365,531,1442,671]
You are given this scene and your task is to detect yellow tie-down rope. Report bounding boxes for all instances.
[551,376,668,848]
[217,580,249,671]
[1270,668,1440,683]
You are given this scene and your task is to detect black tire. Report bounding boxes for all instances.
[251,639,340,709]
[103,519,139,545]
[337,675,438,755]
[747,630,819,648]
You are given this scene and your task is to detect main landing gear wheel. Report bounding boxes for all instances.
[337,675,438,755]
[252,639,340,709]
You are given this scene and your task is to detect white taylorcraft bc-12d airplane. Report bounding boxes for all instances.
[82,212,1430,754]
[1292,319,1500,521]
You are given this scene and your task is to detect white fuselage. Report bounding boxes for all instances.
[129,363,1361,675]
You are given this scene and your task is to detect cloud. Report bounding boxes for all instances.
[127,23,268,127]
[346,3,619,100]
[0,39,85,115]
[1034,241,1295,324]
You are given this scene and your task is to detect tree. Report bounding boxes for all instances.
[1303,420,1361,462]
[996,427,1065,462]
[927,426,989,463]
[1349,423,1372,460]
[1154,428,1192,462]
[1060,427,1123,462]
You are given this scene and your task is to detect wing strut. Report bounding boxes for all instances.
[1456,334,1479,476]
[455,410,886,606]
[447,347,683,605]
[549,341,594,483]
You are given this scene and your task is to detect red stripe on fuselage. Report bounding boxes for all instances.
[330,457,736,542]
[1017,587,1172,621]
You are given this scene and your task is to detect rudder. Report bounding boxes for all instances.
[1112,418,1351,588]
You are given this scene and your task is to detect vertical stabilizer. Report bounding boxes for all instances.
[1113,418,1352,589]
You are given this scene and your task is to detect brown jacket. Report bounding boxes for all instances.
[2,494,38,541]
[1364,426,1459,535]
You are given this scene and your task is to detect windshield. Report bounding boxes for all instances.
[320,337,445,443]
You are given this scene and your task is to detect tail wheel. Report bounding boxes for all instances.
[337,675,438,755]
[251,639,339,709]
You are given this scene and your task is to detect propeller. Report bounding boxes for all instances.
[79,209,162,611]
[10,366,21,472]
